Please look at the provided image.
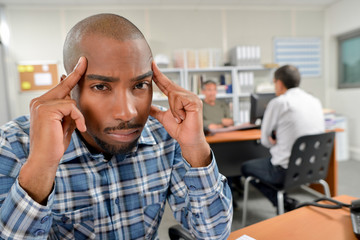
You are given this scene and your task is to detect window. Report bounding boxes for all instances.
[338,28,360,88]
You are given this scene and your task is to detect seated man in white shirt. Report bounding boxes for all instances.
[241,65,325,213]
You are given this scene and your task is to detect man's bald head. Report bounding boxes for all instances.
[63,13,147,74]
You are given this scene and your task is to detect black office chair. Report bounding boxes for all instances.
[168,224,196,240]
[242,131,336,227]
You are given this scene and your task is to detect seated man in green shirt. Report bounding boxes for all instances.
[202,80,234,130]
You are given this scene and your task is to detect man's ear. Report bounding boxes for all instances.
[277,80,288,95]
[278,80,286,90]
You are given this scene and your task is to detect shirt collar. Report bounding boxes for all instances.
[285,87,300,95]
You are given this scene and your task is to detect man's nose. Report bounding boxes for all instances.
[112,91,137,122]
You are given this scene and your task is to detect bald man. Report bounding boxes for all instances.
[0,14,232,239]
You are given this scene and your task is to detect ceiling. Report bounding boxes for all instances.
[0,0,341,8]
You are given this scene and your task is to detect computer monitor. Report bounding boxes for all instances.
[250,93,276,124]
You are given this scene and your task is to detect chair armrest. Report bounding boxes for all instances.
[168,224,196,240]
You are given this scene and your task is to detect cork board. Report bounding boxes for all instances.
[18,63,59,91]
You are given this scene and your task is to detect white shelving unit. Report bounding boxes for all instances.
[155,66,275,124]
[152,68,184,103]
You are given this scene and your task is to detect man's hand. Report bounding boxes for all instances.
[268,136,276,145]
[19,57,87,204]
[150,62,211,168]
[208,123,224,130]
[222,118,234,127]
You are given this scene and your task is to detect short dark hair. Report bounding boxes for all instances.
[202,80,217,90]
[274,65,301,89]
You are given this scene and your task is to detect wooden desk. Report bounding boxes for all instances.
[206,129,263,143]
[228,195,357,240]
[206,129,338,196]
[206,130,271,179]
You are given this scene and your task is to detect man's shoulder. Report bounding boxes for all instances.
[288,88,322,105]
[145,116,165,131]
[0,116,30,159]
[267,94,284,108]
[143,115,173,144]
[0,115,30,138]
[215,99,226,104]
[214,99,228,108]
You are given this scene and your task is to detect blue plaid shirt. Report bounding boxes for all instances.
[0,115,232,239]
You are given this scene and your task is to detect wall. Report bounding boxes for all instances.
[324,0,360,160]
[2,5,325,117]
[0,43,10,125]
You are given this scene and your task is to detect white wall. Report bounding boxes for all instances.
[0,44,10,125]
[2,5,325,117]
[325,0,360,160]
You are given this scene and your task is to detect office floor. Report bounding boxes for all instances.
[157,160,360,239]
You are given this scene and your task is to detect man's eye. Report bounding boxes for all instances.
[135,82,149,90]
[92,84,109,91]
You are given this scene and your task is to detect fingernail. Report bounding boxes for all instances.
[60,74,67,82]
[153,61,158,68]
[174,117,180,124]
[73,57,82,71]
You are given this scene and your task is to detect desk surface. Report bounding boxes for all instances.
[206,129,261,143]
[228,195,357,240]
[206,128,344,144]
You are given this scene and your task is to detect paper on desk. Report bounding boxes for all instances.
[208,123,258,134]
[236,234,256,240]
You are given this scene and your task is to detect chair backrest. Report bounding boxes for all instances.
[283,132,335,190]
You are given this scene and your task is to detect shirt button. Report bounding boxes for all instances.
[189,185,197,191]
[40,215,49,224]
[115,197,120,205]
[33,229,45,236]
[61,215,69,223]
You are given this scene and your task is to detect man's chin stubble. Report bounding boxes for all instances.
[93,136,139,155]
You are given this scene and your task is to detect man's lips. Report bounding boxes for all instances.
[105,128,141,142]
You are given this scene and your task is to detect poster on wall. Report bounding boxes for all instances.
[273,37,322,78]
[17,61,59,92]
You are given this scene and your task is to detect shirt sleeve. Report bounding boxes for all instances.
[0,179,54,239]
[167,144,233,239]
[0,131,54,239]
[261,98,283,148]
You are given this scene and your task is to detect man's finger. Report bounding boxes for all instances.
[152,61,175,97]
[41,57,87,100]
[150,105,181,125]
[149,105,165,124]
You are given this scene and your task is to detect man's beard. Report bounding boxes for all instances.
[93,135,139,155]
[92,121,144,155]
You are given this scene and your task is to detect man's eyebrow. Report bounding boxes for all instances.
[86,74,119,82]
[85,71,153,83]
[132,71,153,82]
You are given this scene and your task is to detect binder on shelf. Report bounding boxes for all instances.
[230,45,262,67]
[173,48,222,69]
[238,71,255,94]
[191,74,205,95]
